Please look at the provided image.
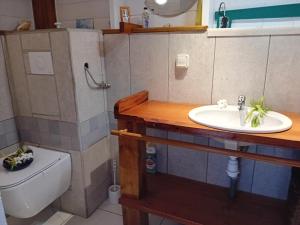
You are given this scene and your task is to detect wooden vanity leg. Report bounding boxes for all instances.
[118,119,149,225]
[122,207,148,225]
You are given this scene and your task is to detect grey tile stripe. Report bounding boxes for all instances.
[0,118,18,150]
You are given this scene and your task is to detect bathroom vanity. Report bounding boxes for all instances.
[112,91,300,225]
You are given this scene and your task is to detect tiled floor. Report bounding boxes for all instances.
[7,199,181,225]
[65,199,181,225]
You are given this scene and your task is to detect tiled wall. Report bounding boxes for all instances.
[104,31,300,200]
[5,29,109,152]
[79,112,108,150]
[56,0,110,29]
[0,0,34,30]
[0,119,18,150]
[0,35,18,151]
[68,29,106,123]
[5,30,80,150]
[6,30,77,121]
[5,29,111,217]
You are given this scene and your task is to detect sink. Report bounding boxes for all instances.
[188,105,292,134]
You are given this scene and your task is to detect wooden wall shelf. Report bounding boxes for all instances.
[113,90,300,225]
[102,22,208,34]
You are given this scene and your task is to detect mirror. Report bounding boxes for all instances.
[145,0,197,17]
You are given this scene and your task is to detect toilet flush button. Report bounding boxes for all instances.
[176,54,189,69]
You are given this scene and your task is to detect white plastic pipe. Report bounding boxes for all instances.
[224,140,240,179]
[0,192,8,225]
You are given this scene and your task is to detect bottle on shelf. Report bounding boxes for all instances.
[142,7,151,28]
[146,143,157,174]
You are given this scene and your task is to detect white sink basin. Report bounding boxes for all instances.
[189,105,292,134]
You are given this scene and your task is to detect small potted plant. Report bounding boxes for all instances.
[245,97,270,128]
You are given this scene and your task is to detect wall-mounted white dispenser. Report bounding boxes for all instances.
[176,54,189,69]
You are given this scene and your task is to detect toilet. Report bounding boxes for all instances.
[0,146,71,218]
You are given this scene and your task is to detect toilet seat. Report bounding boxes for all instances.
[0,148,64,190]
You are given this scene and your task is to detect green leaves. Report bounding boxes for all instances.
[246,97,270,128]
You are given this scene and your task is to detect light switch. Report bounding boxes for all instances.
[176,54,189,69]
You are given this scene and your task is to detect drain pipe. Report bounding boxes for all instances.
[227,154,240,199]
[225,140,250,199]
[0,192,8,225]
[224,140,240,200]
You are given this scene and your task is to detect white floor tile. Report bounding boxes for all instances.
[66,210,122,225]
[149,214,163,225]
[43,212,73,225]
[161,218,182,225]
[7,207,57,225]
[98,199,122,216]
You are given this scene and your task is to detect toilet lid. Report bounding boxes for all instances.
[0,146,64,189]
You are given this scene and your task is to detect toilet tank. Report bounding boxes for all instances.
[0,146,71,218]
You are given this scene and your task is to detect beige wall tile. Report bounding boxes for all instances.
[265,35,300,113]
[109,134,119,160]
[23,52,31,74]
[212,36,270,105]
[169,33,215,104]
[130,34,169,101]
[21,32,51,51]
[69,30,106,122]
[61,20,76,29]
[6,34,32,116]
[82,137,111,187]
[50,31,77,122]
[0,0,34,30]
[104,34,130,111]
[60,150,87,217]
[82,137,111,215]
[0,36,14,121]
[56,0,110,21]
[27,75,60,116]
[94,18,110,30]
[2,36,18,115]
[0,0,33,19]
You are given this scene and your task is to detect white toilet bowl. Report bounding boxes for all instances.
[0,146,71,218]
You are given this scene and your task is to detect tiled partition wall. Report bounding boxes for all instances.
[5,29,111,217]
[0,35,18,155]
[104,32,300,200]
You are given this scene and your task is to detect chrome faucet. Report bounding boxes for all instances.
[238,95,246,110]
[238,95,247,126]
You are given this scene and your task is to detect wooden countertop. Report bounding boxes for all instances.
[115,91,300,149]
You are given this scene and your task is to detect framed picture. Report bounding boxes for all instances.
[120,6,130,23]
[76,18,94,29]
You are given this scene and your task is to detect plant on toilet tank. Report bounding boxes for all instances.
[3,145,33,171]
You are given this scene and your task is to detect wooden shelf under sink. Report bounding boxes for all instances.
[121,173,288,225]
